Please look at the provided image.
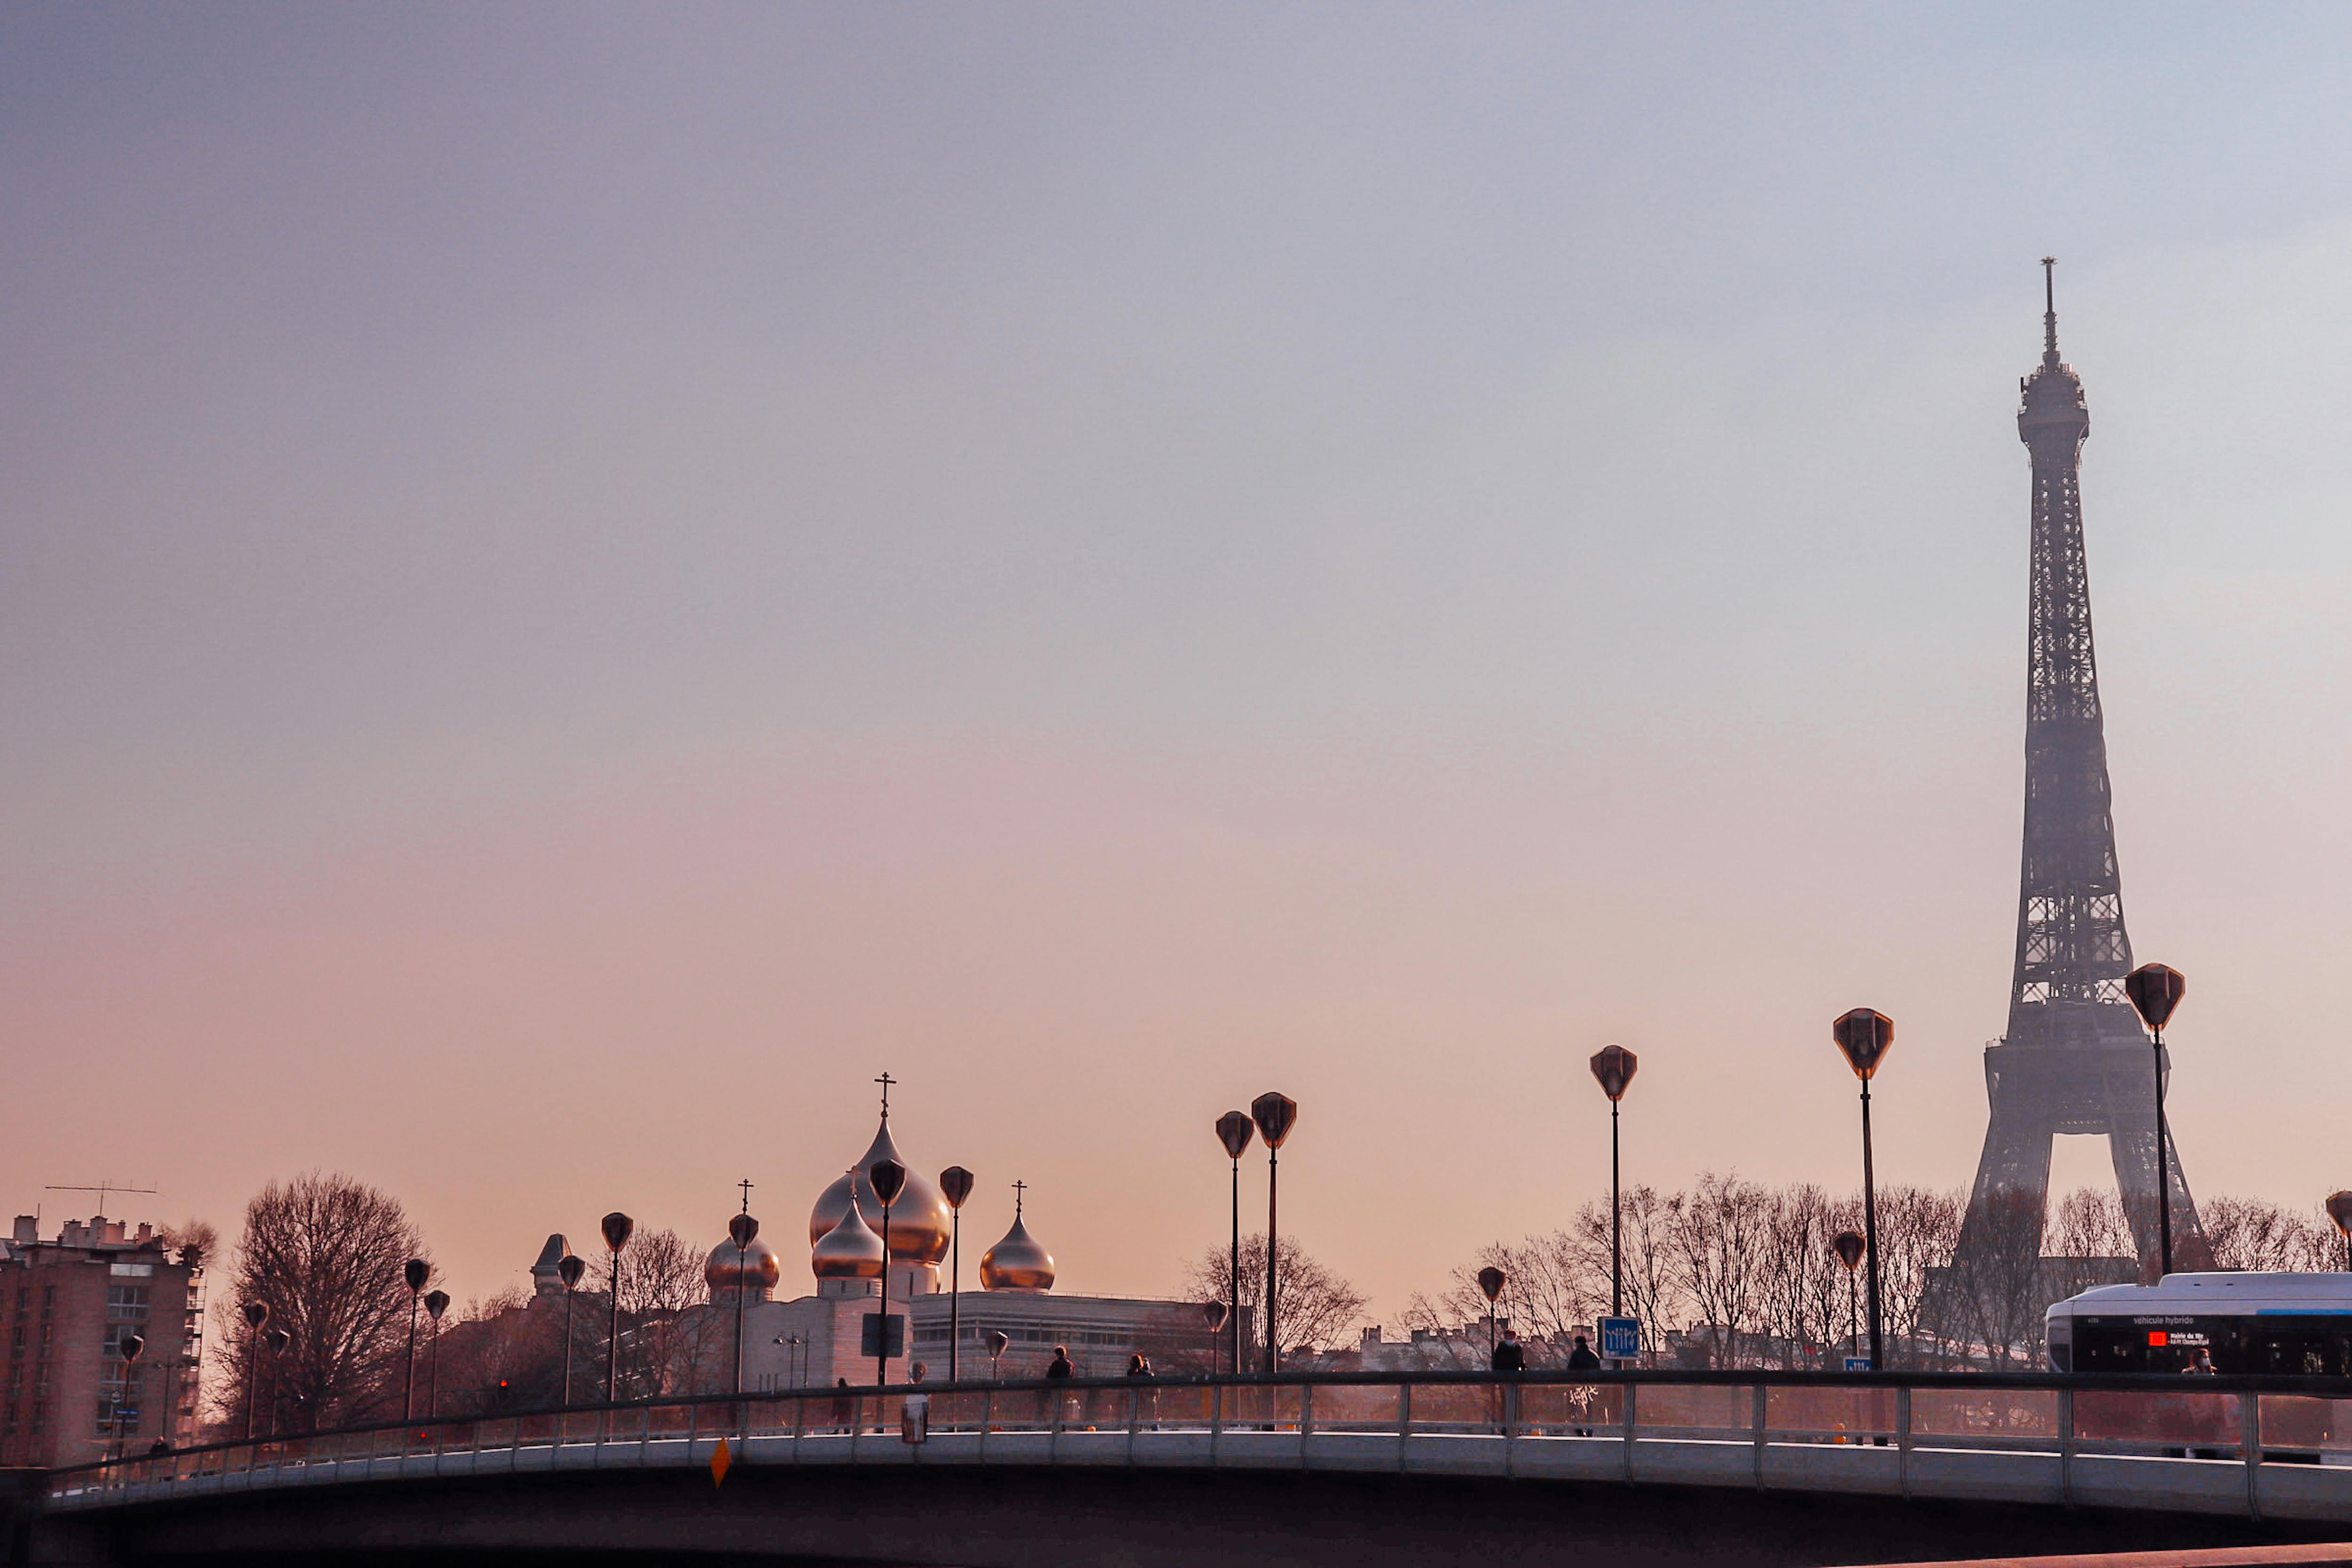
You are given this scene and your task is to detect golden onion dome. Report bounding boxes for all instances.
[704,1235,782,1298]
[810,1191,886,1281]
[979,1202,1055,1293]
[808,1119,952,1266]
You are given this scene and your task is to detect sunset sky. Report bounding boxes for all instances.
[6,5,2351,1319]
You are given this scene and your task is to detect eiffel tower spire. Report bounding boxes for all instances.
[1943,263,2209,1307]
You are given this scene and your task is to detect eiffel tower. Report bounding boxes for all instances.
[1947,260,2209,1288]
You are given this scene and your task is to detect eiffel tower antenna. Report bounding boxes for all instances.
[1946,262,2208,1298]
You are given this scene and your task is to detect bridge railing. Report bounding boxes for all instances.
[43,1369,2352,1523]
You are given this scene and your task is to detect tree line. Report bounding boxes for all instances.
[1410,1175,2346,1370]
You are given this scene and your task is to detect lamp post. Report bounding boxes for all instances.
[238,1302,268,1440]
[940,1167,974,1383]
[1589,1045,1639,1343]
[1477,1266,1507,1360]
[113,1332,144,1458]
[2328,1194,2352,1274]
[557,1253,585,1406]
[263,1325,290,1435]
[871,1158,906,1387]
[402,1258,429,1421]
[423,1290,449,1418]
[602,1211,634,1403]
[2125,962,2186,1280]
[1249,1094,1297,1375]
[1214,1112,1255,1375]
[1832,1008,1894,1371]
[1832,1230,1867,1369]
[1203,1300,1228,1371]
[986,1329,1009,1382]
[727,1211,759,1396]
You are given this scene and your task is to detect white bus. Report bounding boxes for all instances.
[2047,1272,2352,1376]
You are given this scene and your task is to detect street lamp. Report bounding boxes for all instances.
[558,1253,585,1405]
[1214,1111,1255,1376]
[1589,1045,1639,1337]
[871,1158,907,1387]
[601,1211,634,1403]
[1831,1008,1894,1371]
[114,1332,144,1457]
[1250,1093,1297,1376]
[1202,1300,1228,1371]
[2125,962,2186,1280]
[424,1290,450,1418]
[402,1258,429,1421]
[239,1301,268,1440]
[2328,1194,2352,1274]
[1832,1230,1867,1369]
[940,1166,975,1383]
[727,1211,760,1396]
[986,1329,1009,1382]
[1477,1266,1507,1360]
[263,1325,290,1435]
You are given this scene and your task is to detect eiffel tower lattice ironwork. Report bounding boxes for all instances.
[1947,260,2209,1289]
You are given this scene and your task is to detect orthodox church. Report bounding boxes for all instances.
[531,1094,1204,1391]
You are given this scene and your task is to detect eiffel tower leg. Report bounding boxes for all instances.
[1953,1067,2055,1276]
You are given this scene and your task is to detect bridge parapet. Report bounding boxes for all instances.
[41,1370,2352,1528]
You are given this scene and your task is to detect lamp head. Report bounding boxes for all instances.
[1833,1229,1867,1273]
[1216,1110,1255,1161]
[1589,1044,1639,1102]
[1250,1092,1298,1150]
[1832,1009,1895,1081]
[2125,963,2185,1033]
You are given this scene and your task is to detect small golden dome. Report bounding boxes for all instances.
[705,1235,781,1301]
[810,1190,886,1281]
[809,1119,953,1266]
[979,1193,1055,1293]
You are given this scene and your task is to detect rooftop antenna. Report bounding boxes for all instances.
[44,1181,158,1221]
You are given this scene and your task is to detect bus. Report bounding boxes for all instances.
[2047,1272,2352,1376]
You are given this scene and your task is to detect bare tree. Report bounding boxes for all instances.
[158,1218,219,1271]
[1420,1230,1603,1364]
[2204,1194,2339,1273]
[1873,1185,1962,1368]
[568,1226,712,1399]
[1183,1234,1367,1358]
[1671,1172,1771,1367]
[216,1172,429,1433]
[431,1289,571,1415]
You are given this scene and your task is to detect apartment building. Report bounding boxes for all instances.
[0,1215,203,1469]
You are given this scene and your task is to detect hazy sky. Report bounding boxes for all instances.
[6,5,2352,1319]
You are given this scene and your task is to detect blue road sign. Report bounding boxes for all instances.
[1843,1356,1873,1372]
[1598,1317,1639,1361]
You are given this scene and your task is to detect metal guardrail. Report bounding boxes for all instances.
[43,1369,2352,1525]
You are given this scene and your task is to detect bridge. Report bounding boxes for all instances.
[19,1369,2352,1566]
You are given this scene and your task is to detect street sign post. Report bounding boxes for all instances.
[1598,1317,1639,1362]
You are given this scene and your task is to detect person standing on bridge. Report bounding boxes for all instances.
[1491,1330,1526,1373]
[1046,1345,1073,1378]
[1566,1334,1602,1372]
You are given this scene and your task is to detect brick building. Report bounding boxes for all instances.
[0,1215,203,1468]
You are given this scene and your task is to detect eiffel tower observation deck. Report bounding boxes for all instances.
[1947,261,2210,1293]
